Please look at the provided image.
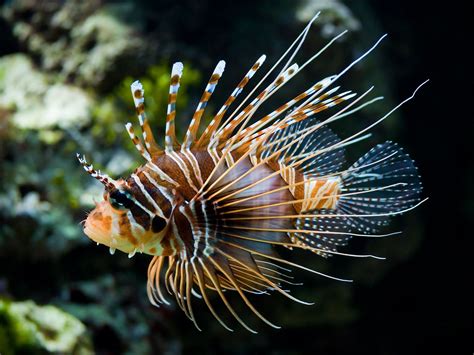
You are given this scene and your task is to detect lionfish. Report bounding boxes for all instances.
[77,14,427,332]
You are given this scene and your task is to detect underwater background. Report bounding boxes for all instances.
[0,0,470,354]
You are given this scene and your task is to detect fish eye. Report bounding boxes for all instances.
[151,216,167,233]
[109,189,134,210]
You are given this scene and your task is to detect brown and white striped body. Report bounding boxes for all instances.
[84,146,342,257]
[78,17,425,332]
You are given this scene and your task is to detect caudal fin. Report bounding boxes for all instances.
[338,141,423,233]
[292,141,423,257]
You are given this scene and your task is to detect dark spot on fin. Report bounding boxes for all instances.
[152,216,167,233]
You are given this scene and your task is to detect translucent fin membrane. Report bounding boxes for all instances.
[339,141,423,233]
[294,210,353,258]
[262,119,346,177]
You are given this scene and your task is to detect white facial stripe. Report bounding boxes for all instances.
[145,161,179,187]
[131,173,166,219]
[142,170,174,205]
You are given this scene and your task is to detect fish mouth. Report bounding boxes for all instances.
[83,219,112,247]
[82,202,115,247]
[83,217,137,254]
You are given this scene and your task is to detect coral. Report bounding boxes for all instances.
[0,299,93,354]
[0,54,92,130]
[297,0,361,37]
[1,0,154,91]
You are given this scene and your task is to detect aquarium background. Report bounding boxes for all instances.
[0,0,470,354]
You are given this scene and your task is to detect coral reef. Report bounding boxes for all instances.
[0,54,92,130]
[2,0,154,91]
[0,299,93,354]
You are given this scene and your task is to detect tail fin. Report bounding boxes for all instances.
[338,141,422,233]
[292,141,422,256]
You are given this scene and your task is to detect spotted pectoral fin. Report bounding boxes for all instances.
[293,209,353,258]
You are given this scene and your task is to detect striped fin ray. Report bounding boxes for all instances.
[76,154,119,190]
[212,63,299,147]
[197,55,266,148]
[165,62,184,152]
[147,256,170,305]
[130,81,162,156]
[231,76,337,146]
[125,122,152,161]
[207,12,321,147]
[202,88,374,204]
[262,119,346,177]
[183,60,226,149]
[230,89,356,155]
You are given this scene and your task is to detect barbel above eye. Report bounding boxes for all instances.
[109,189,134,210]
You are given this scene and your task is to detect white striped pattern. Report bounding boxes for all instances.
[181,149,204,186]
[131,173,166,219]
[142,170,175,205]
[146,161,179,187]
[165,62,183,152]
[167,151,199,192]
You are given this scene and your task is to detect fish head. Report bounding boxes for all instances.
[83,180,172,257]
